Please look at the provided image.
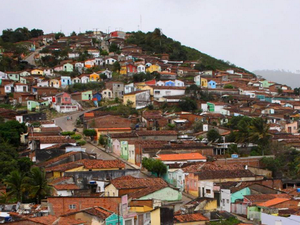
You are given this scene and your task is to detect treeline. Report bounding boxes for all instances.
[126,28,250,72]
[1,27,44,43]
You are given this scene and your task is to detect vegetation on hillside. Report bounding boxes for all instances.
[126,28,251,72]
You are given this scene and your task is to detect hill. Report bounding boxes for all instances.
[126,28,251,73]
[253,69,300,89]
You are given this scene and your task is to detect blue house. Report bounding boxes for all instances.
[93,92,102,101]
[60,76,72,87]
[165,80,175,86]
[208,80,216,88]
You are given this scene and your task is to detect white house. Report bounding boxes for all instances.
[75,62,84,73]
[156,81,165,86]
[194,74,201,86]
[72,77,81,84]
[37,80,49,87]
[80,74,90,84]
[153,86,186,100]
[14,83,29,92]
[137,64,146,73]
[105,57,117,65]
[19,71,30,77]
[95,57,105,66]
[101,69,112,79]
[4,83,14,93]
[175,79,185,87]
[101,88,113,99]
[85,59,95,68]
[43,68,54,76]
[124,83,136,94]
[68,52,79,59]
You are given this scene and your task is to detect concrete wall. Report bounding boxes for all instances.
[65,169,140,189]
[140,187,182,202]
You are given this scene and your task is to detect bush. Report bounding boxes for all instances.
[71,134,82,140]
[142,158,167,177]
[83,129,96,137]
[61,131,75,136]
[76,140,86,146]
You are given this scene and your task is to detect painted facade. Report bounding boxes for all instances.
[63,63,74,72]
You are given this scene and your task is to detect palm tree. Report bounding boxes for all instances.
[4,170,25,202]
[249,118,272,155]
[23,167,51,204]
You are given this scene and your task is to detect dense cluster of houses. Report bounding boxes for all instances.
[1,30,300,224]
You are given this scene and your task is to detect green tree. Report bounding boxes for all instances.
[142,158,167,177]
[223,84,234,89]
[112,61,121,72]
[192,120,203,133]
[4,170,25,202]
[23,167,51,204]
[70,31,77,36]
[55,32,65,39]
[249,118,271,155]
[17,158,33,175]
[178,97,198,111]
[30,29,44,38]
[109,43,120,53]
[207,129,221,143]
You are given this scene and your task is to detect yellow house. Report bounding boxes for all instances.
[31,69,44,75]
[139,85,154,96]
[89,73,100,82]
[146,64,161,73]
[200,78,208,87]
[129,200,161,225]
[120,65,127,75]
[123,92,136,107]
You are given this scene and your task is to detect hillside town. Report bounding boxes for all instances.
[1,28,300,225]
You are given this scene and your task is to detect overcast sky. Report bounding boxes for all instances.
[1,0,300,72]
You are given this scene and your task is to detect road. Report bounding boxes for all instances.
[24,46,45,66]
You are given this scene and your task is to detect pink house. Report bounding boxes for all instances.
[55,92,72,105]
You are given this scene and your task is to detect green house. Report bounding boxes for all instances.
[27,100,49,112]
[207,102,215,112]
[120,141,128,160]
[63,63,74,72]
[81,90,93,101]
[259,80,272,88]
[20,77,27,84]
[139,187,182,202]
[7,72,20,82]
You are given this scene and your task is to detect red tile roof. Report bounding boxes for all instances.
[257,198,290,207]
[28,136,76,144]
[174,212,209,223]
[53,184,80,190]
[158,153,206,162]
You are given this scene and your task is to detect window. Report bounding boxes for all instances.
[206,189,211,194]
[69,204,76,209]
[154,91,160,94]
[145,213,150,219]
[226,199,229,204]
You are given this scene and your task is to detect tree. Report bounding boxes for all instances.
[30,29,44,38]
[23,167,51,204]
[83,129,97,141]
[142,158,167,177]
[70,31,77,36]
[109,43,119,53]
[178,97,198,111]
[55,32,65,39]
[17,158,33,175]
[294,87,300,95]
[112,61,121,72]
[207,129,221,143]
[249,118,271,155]
[223,84,234,89]
[192,120,203,133]
[4,170,25,202]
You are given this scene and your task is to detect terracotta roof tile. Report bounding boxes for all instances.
[244,194,291,204]
[174,212,209,223]
[82,207,113,219]
[157,153,206,161]
[53,184,80,190]
[257,198,290,207]
[28,136,76,144]
[82,159,125,170]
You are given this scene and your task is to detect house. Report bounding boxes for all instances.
[194,74,201,86]
[19,71,30,77]
[60,76,72,87]
[200,78,208,87]
[100,69,112,79]
[55,92,72,105]
[106,81,124,99]
[52,184,80,196]
[43,68,54,76]
[124,83,136,94]
[93,92,102,102]
[27,100,49,112]
[87,115,132,140]
[63,63,74,72]
[54,65,64,72]
[72,90,93,101]
[101,88,113,99]
[105,57,117,65]
[208,80,217,88]
[157,153,206,166]
[201,102,227,114]
[146,64,161,73]
[37,79,49,87]
[31,69,44,75]
[121,63,137,75]
[68,52,80,59]
[85,59,95,68]
[80,74,90,83]
[75,62,85,73]
[137,64,146,73]
[183,162,264,197]
[104,176,182,202]
[49,79,60,88]
[72,77,81,84]
[14,83,29,93]
[153,86,186,100]
[7,71,20,81]
[89,72,100,82]
[123,90,151,109]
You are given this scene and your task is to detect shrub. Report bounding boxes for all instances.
[61,131,75,136]
[76,140,86,146]
[71,134,82,140]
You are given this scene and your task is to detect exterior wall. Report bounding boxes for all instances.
[139,187,182,201]
[231,187,251,203]
[81,90,93,101]
[167,169,185,191]
[150,208,160,225]
[136,91,150,109]
[123,94,136,107]
[146,64,161,73]
[47,197,121,216]
[285,121,298,133]
[61,76,72,86]
[106,214,124,225]
[104,184,119,197]
[81,76,90,84]
[128,144,135,164]
[90,73,100,82]
[101,89,113,99]
[15,85,29,92]
[199,181,214,198]
[261,213,300,225]
[112,139,121,156]
[201,78,208,87]
[50,79,60,88]
[194,75,201,86]
[63,63,74,72]
[120,141,129,160]
[153,88,185,99]
[220,189,231,212]
[72,78,81,84]
[185,173,199,197]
